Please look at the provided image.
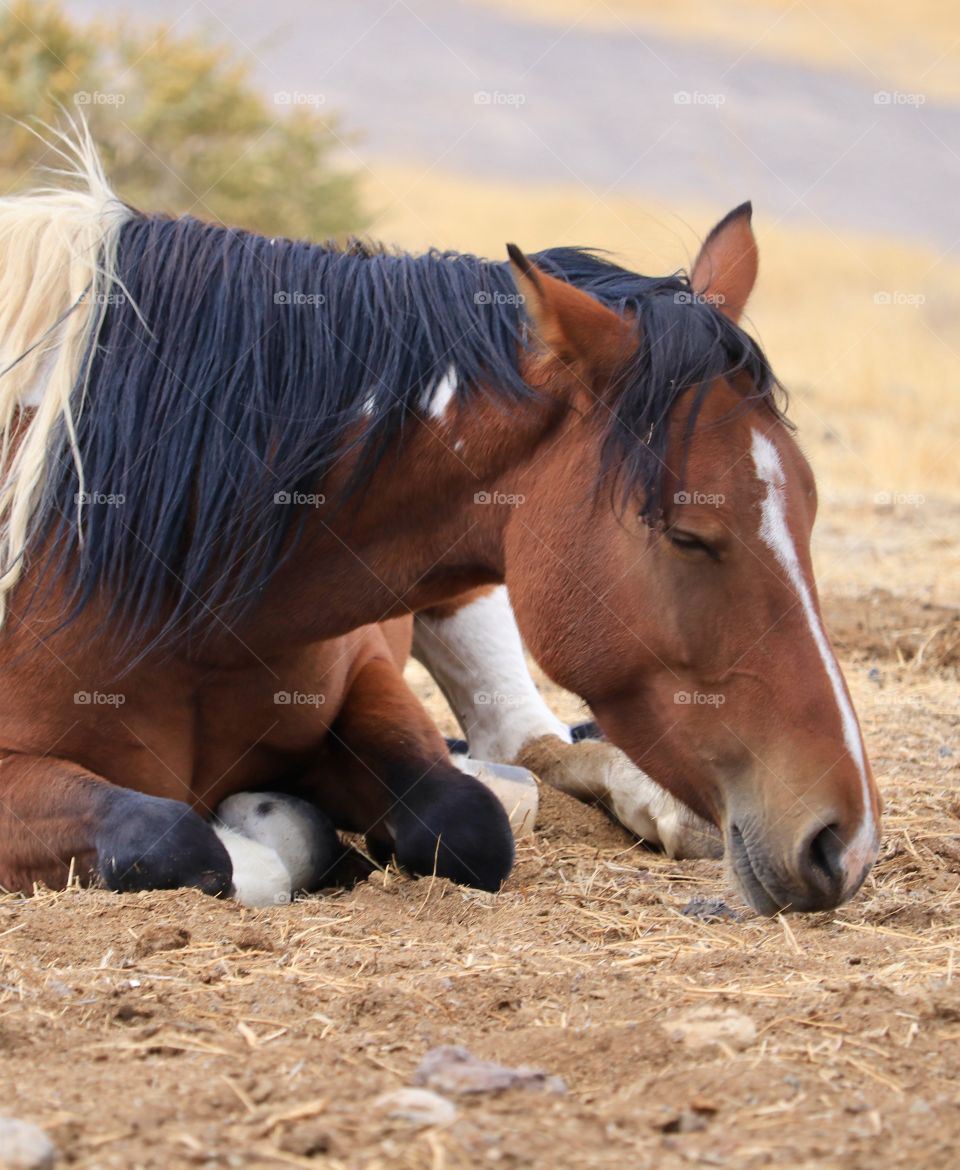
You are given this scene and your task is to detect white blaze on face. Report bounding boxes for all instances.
[750,430,876,882]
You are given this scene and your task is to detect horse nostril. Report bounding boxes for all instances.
[804,823,845,891]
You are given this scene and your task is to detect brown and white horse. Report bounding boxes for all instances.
[0,130,880,913]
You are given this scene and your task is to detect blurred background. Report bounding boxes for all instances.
[2,0,958,607]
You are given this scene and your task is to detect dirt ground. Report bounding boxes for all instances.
[1,505,958,1170]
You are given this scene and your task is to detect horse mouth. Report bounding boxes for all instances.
[727,823,789,916]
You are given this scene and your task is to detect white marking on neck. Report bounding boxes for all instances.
[750,430,875,877]
[428,364,458,420]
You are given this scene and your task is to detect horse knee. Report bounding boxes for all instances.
[392,766,515,892]
[96,791,232,896]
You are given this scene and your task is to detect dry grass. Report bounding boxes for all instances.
[476,0,960,101]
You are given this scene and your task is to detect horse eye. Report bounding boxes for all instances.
[668,530,719,560]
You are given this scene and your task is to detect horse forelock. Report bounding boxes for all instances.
[529,247,787,523]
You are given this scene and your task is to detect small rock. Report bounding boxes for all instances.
[414,1045,566,1095]
[939,745,954,758]
[374,1088,457,1128]
[0,1117,56,1170]
[276,1121,333,1158]
[665,1006,756,1052]
[114,1001,153,1024]
[659,1108,711,1134]
[681,896,741,922]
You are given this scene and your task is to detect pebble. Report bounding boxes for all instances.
[414,1045,566,1095]
[0,1117,55,1170]
[665,1006,757,1052]
[374,1088,457,1128]
[681,896,741,922]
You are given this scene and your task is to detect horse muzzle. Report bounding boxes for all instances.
[726,813,880,915]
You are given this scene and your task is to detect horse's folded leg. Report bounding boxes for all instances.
[0,754,232,896]
[310,655,515,892]
[515,735,723,861]
[99,789,232,895]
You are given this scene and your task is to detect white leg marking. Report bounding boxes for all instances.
[428,364,458,420]
[216,792,325,891]
[212,823,292,907]
[599,747,722,858]
[750,430,876,879]
[413,585,571,763]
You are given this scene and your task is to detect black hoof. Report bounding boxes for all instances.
[570,720,603,743]
[391,766,514,892]
[96,791,232,896]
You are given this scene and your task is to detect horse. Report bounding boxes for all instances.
[0,127,881,914]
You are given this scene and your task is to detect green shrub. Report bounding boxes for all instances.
[0,0,367,240]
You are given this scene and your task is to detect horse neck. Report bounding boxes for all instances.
[237,390,571,652]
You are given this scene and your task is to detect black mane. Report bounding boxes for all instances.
[35,214,783,648]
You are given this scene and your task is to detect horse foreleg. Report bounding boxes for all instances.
[302,653,515,891]
[414,585,721,860]
[0,754,232,895]
[413,585,571,761]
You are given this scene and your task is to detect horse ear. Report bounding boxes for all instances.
[506,244,635,383]
[690,202,758,322]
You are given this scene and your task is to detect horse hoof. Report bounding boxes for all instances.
[450,755,539,837]
[392,767,515,891]
[95,791,232,895]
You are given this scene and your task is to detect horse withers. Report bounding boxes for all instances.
[0,129,880,913]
